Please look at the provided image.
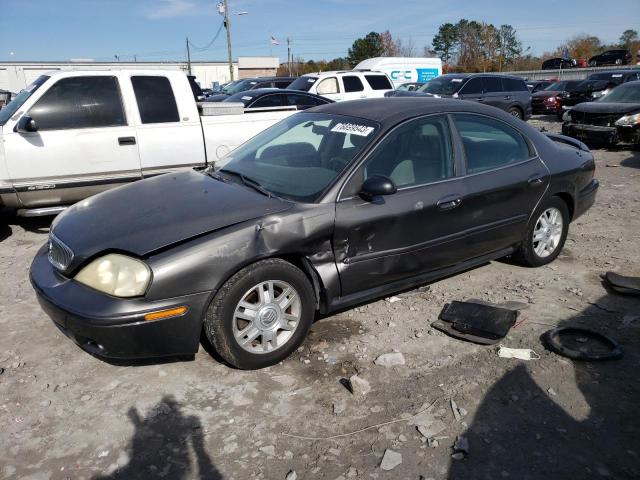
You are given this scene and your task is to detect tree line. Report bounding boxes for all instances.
[277,25,639,76]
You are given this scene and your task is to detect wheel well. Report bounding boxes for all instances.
[510,105,524,116]
[553,192,574,220]
[274,254,324,312]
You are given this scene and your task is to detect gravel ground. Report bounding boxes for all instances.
[1,116,639,480]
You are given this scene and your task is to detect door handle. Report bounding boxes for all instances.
[528,175,545,186]
[118,136,136,146]
[475,98,485,102]
[437,197,462,211]
[504,95,512,100]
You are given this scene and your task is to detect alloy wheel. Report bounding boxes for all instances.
[232,280,301,354]
[532,207,563,258]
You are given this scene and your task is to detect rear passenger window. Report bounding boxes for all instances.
[454,114,532,173]
[29,76,126,130]
[285,93,326,109]
[251,94,284,108]
[316,77,339,95]
[343,76,364,92]
[131,76,179,124]
[365,75,393,90]
[460,77,483,95]
[483,76,503,93]
[504,77,527,91]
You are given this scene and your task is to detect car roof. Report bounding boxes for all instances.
[307,97,507,125]
[438,73,524,80]
[303,70,388,77]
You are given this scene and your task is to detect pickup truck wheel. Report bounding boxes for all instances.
[203,259,315,369]
[514,197,569,267]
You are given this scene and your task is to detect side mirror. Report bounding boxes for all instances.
[16,116,38,133]
[359,175,397,201]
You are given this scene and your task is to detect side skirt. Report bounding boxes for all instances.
[327,246,515,313]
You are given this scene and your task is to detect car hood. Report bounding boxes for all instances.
[51,170,292,264]
[204,94,229,102]
[385,90,432,98]
[570,101,640,114]
[532,90,561,98]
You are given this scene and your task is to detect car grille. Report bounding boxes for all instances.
[48,233,74,271]
[571,112,619,127]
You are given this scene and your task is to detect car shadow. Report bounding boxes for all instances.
[93,395,223,480]
[446,289,640,479]
[0,212,52,241]
[620,150,640,168]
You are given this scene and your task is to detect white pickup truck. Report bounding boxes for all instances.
[0,70,296,216]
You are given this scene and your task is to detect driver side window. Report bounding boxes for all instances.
[348,115,454,194]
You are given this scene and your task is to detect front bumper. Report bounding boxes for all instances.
[616,125,640,144]
[562,123,618,145]
[30,246,212,359]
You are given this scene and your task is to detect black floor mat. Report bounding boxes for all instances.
[603,272,640,295]
[433,301,519,345]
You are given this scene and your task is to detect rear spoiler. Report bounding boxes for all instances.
[545,133,589,152]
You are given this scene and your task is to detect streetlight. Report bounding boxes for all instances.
[217,1,248,82]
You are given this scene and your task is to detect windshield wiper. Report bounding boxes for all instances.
[218,169,273,198]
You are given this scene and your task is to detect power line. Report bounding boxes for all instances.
[188,21,225,51]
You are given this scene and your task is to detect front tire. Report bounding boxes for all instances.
[515,197,570,267]
[203,259,315,369]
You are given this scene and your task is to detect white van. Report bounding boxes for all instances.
[287,70,394,102]
[354,57,442,88]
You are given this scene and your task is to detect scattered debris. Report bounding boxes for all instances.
[285,470,297,480]
[386,296,402,303]
[543,327,624,361]
[602,271,640,296]
[380,449,402,471]
[374,352,405,367]
[349,375,371,396]
[433,301,518,345]
[450,399,467,421]
[497,346,540,360]
[259,445,275,456]
[547,388,557,396]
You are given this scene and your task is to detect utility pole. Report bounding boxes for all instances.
[221,0,234,81]
[287,37,292,76]
[186,37,192,75]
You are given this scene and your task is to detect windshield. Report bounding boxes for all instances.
[597,84,640,103]
[222,79,258,95]
[287,76,317,92]
[544,80,581,91]
[417,76,465,95]
[214,113,378,202]
[0,75,49,125]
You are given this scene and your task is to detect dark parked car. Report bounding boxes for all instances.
[586,69,640,98]
[31,98,598,369]
[526,80,554,93]
[531,80,611,119]
[205,77,296,102]
[396,82,425,92]
[588,49,632,67]
[223,88,332,109]
[541,58,576,70]
[562,80,640,146]
[385,73,532,119]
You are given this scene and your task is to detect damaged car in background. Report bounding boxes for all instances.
[31,98,598,370]
[562,80,640,146]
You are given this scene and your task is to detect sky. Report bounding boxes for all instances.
[1,0,638,63]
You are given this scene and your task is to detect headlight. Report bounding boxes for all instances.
[591,89,608,99]
[562,110,572,122]
[615,113,640,126]
[75,254,151,297]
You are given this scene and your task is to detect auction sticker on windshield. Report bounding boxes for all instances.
[331,123,374,137]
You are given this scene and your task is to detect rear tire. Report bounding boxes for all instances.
[514,197,570,267]
[507,107,523,119]
[203,259,315,369]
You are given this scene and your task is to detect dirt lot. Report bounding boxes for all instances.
[1,117,639,480]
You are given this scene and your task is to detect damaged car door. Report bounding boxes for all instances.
[334,114,468,296]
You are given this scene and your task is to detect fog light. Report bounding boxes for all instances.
[144,306,188,321]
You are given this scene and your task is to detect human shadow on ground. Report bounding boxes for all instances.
[447,290,640,479]
[620,149,640,169]
[94,395,223,480]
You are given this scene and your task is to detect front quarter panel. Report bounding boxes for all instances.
[144,203,339,304]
